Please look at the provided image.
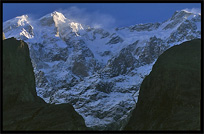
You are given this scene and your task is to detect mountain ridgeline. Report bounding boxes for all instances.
[3,38,88,131]
[124,39,201,130]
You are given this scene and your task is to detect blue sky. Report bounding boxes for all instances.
[3,3,201,28]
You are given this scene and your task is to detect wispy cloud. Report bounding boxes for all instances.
[57,6,116,29]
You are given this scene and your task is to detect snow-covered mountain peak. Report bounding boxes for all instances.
[39,11,66,26]
[159,9,201,31]
[51,11,84,33]
[38,11,84,37]
[170,9,201,21]
[15,15,29,26]
[3,14,34,40]
[51,11,66,24]
[4,14,30,27]
[170,10,193,20]
[69,22,84,33]
[16,14,28,19]
[51,11,65,17]
[181,9,201,15]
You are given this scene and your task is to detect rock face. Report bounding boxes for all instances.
[3,38,88,131]
[3,9,201,130]
[124,39,201,130]
[3,32,6,40]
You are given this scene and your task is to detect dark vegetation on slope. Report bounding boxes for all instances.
[3,37,88,131]
[124,39,201,130]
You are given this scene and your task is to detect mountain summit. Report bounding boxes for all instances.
[3,14,34,40]
[3,9,201,130]
[39,11,66,26]
[39,11,84,37]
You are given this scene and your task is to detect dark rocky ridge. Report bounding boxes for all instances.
[3,38,88,131]
[124,39,201,130]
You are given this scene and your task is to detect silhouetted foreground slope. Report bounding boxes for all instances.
[124,39,201,130]
[3,37,88,131]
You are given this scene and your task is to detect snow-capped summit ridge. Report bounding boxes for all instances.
[16,15,29,26]
[16,14,29,19]
[181,9,201,15]
[37,11,84,37]
[168,10,197,21]
[51,11,66,23]
[170,9,201,20]
[3,14,35,40]
[51,11,65,16]
[4,14,30,27]
[39,11,66,25]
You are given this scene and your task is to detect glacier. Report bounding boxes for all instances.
[3,10,201,130]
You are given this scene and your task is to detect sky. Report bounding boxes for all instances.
[3,3,201,28]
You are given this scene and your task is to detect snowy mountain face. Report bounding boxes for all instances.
[3,10,201,130]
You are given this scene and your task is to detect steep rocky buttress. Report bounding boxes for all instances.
[124,39,201,130]
[3,37,88,131]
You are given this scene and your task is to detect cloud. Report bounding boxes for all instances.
[57,6,116,29]
[182,8,201,14]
